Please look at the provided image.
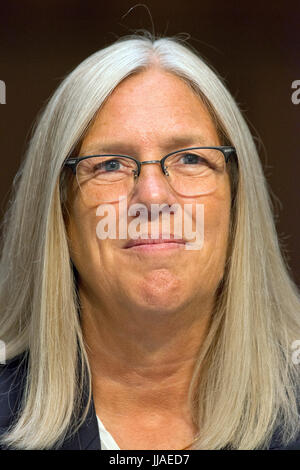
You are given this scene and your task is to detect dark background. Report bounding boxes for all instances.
[0,0,299,285]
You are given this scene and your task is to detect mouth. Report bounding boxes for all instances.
[124,235,186,251]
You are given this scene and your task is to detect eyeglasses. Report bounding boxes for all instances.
[64,146,236,204]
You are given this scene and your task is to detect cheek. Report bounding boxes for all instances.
[66,200,100,271]
[204,199,230,242]
[204,175,231,240]
[194,183,231,279]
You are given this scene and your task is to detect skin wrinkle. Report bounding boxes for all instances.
[67,68,231,449]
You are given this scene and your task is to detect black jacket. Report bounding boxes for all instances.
[0,352,300,450]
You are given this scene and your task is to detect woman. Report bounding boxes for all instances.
[0,31,299,450]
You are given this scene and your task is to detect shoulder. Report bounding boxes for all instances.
[268,427,300,450]
[0,351,100,451]
[268,384,300,450]
[0,351,28,440]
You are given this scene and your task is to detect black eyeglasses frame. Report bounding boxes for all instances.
[63,146,237,177]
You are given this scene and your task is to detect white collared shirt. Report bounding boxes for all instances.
[96,415,121,450]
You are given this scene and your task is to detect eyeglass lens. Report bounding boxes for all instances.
[75,148,226,204]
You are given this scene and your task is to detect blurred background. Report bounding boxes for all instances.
[0,0,299,285]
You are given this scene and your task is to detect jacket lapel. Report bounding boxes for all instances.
[0,351,101,450]
[58,393,101,450]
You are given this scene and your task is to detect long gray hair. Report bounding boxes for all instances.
[0,31,299,449]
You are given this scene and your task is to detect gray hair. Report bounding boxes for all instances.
[0,31,299,449]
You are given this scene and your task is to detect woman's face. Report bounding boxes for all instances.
[67,68,231,315]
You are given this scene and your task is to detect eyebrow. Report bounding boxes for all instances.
[80,134,211,156]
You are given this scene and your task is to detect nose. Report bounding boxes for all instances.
[129,160,178,210]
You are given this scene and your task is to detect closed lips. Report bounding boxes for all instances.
[124,238,186,248]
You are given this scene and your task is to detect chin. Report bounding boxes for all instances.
[132,298,185,316]
[132,288,186,315]
[135,270,182,306]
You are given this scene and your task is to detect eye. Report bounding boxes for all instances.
[95,159,122,172]
[164,150,220,176]
[181,153,205,165]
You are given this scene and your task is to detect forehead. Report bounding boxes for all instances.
[80,68,220,154]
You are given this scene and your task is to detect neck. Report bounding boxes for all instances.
[80,287,213,418]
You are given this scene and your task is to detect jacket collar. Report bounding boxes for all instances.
[1,351,101,450]
[58,395,101,450]
[3,351,296,450]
